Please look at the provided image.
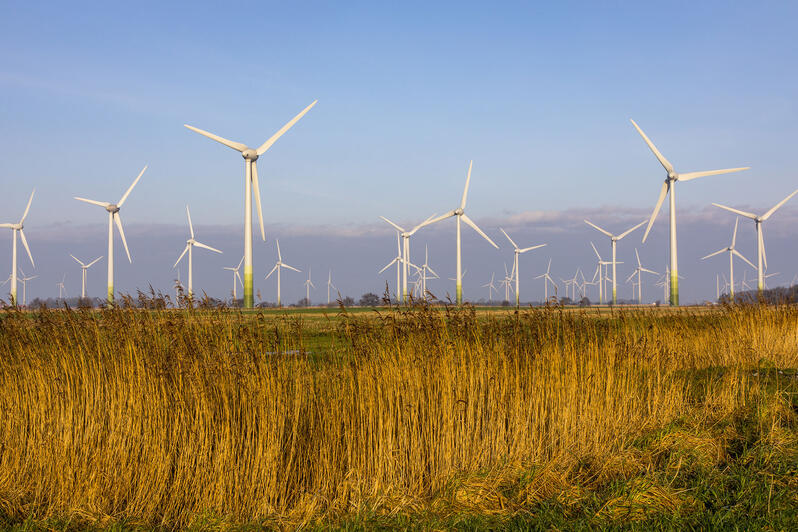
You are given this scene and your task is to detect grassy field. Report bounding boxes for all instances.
[1,302,797,530]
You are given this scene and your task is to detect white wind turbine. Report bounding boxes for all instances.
[584,219,646,305]
[712,188,798,294]
[419,245,439,299]
[499,228,546,307]
[185,101,317,309]
[74,166,146,304]
[173,205,223,298]
[380,214,437,303]
[630,120,750,306]
[425,161,499,304]
[0,190,35,305]
[625,249,658,304]
[327,270,337,305]
[701,218,755,300]
[70,255,103,299]
[223,256,245,301]
[17,269,37,307]
[56,274,67,300]
[482,273,497,303]
[589,242,614,305]
[534,259,557,302]
[304,268,315,306]
[265,239,301,307]
[379,233,403,302]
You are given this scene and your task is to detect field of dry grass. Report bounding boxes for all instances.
[1,302,797,529]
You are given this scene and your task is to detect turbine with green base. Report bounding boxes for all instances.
[173,205,223,299]
[499,228,545,308]
[0,190,35,305]
[701,218,755,300]
[184,100,317,309]
[630,119,750,306]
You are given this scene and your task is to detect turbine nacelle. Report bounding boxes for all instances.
[106,204,120,214]
[242,148,259,161]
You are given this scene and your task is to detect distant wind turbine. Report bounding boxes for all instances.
[482,273,497,303]
[701,218,755,300]
[625,249,658,304]
[379,233,403,302]
[630,119,750,306]
[185,100,317,309]
[584,219,645,305]
[223,256,245,301]
[173,205,223,298]
[500,228,545,307]
[74,166,146,304]
[304,267,315,306]
[419,245,439,299]
[0,190,35,305]
[70,254,103,299]
[712,188,798,294]
[17,269,37,307]
[425,161,499,304]
[534,259,557,302]
[265,239,301,307]
[327,270,337,305]
[56,274,67,300]
[380,214,437,303]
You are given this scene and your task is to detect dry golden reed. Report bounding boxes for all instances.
[0,303,796,528]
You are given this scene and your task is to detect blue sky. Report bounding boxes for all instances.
[1,2,797,303]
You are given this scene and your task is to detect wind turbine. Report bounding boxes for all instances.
[265,239,301,307]
[534,259,557,302]
[625,249,659,304]
[304,268,315,306]
[482,273,497,303]
[17,270,37,307]
[419,245,439,299]
[0,190,35,305]
[500,264,514,303]
[185,101,317,309]
[424,161,499,304]
[327,270,337,305]
[380,214,437,303]
[589,242,615,305]
[173,205,223,298]
[379,233,403,302]
[56,275,67,300]
[630,120,750,306]
[712,188,798,294]
[74,166,146,304]
[584,219,645,305]
[224,256,245,301]
[70,255,103,299]
[499,228,545,307]
[701,218,755,300]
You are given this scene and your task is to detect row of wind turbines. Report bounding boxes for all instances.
[2,103,795,307]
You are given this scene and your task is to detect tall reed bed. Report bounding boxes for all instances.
[0,304,796,528]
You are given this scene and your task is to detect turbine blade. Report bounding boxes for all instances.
[186,205,194,238]
[762,188,798,221]
[732,218,739,248]
[194,241,223,254]
[283,264,301,273]
[380,216,404,233]
[19,229,34,267]
[379,258,398,274]
[590,242,601,261]
[117,165,147,207]
[677,167,750,181]
[276,238,282,261]
[460,160,473,210]
[642,181,669,243]
[519,244,546,253]
[74,197,111,208]
[184,125,247,152]
[584,220,613,238]
[256,100,318,156]
[87,256,103,267]
[236,255,244,270]
[626,271,636,283]
[618,220,646,240]
[461,213,499,249]
[712,203,757,219]
[641,268,659,275]
[236,271,243,287]
[635,248,641,267]
[701,248,726,260]
[732,249,756,269]
[114,213,132,263]
[500,228,518,249]
[265,264,278,279]
[70,254,85,267]
[629,119,674,173]
[19,189,35,223]
[251,162,266,241]
[426,266,439,278]
[173,245,190,268]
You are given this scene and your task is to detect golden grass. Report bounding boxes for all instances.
[0,303,797,528]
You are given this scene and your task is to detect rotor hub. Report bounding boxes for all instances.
[106,204,119,214]
[455,208,464,216]
[242,149,259,161]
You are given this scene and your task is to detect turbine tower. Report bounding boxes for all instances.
[712,188,798,294]
[304,267,315,306]
[265,239,301,307]
[500,228,545,307]
[173,205,223,298]
[223,256,245,301]
[630,119,750,306]
[70,254,103,299]
[584,219,646,305]
[184,101,316,309]
[625,249,658,304]
[74,166,146,304]
[380,214,437,303]
[0,190,35,305]
[425,161,499,304]
[701,218,755,300]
